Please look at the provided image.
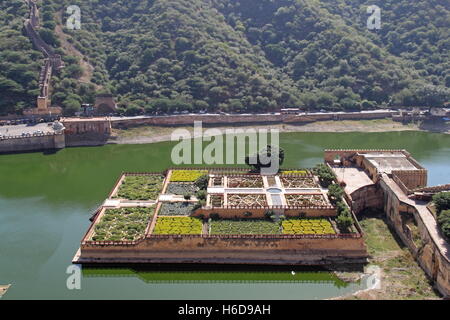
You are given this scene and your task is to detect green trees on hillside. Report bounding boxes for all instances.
[0,0,41,115]
[1,0,449,115]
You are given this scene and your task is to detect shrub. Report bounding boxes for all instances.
[264,210,275,219]
[336,211,353,233]
[328,183,344,204]
[437,209,450,239]
[210,213,220,220]
[184,193,191,200]
[245,145,285,172]
[313,164,335,187]
[194,174,209,190]
[335,200,353,233]
[432,192,450,214]
[196,190,207,201]
[192,199,206,211]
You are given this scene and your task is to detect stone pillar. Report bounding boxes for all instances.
[53,133,66,149]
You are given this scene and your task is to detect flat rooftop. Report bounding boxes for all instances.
[332,166,375,195]
[360,152,419,174]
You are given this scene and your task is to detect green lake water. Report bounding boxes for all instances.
[0,131,449,299]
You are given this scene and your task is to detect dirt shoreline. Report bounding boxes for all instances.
[108,119,448,145]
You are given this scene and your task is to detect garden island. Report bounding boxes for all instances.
[73,166,368,266]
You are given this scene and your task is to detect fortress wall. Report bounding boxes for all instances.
[79,236,367,265]
[62,119,112,147]
[62,119,112,135]
[349,184,384,214]
[380,179,450,297]
[112,111,395,129]
[112,114,282,128]
[0,133,65,153]
[284,112,395,124]
[193,207,337,219]
[392,170,428,190]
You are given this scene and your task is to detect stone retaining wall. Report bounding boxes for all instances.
[112,111,397,129]
[77,235,368,265]
[0,133,65,153]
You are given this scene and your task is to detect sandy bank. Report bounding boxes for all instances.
[108,119,435,145]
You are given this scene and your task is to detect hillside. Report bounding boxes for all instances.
[0,0,42,115]
[1,0,449,116]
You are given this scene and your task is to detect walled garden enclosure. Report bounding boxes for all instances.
[75,168,367,266]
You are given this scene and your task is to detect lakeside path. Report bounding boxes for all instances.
[109,119,436,145]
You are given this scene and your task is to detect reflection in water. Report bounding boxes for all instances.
[82,265,353,288]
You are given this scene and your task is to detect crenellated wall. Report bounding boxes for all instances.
[0,132,65,153]
[392,170,427,190]
[23,0,64,113]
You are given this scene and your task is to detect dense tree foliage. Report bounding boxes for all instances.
[0,0,42,115]
[1,0,449,115]
[432,192,450,240]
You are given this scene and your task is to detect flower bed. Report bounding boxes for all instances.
[166,182,198,195]
[113,175,164,200]
[159,202,196,216]
[153,217,203,235]
[210,194,224,207]
[170,170,208,182]
[210,219,281,235]
[212,176,223,187]
[227,194,267,207]
[281,177,318,188]
[285,194,327,206]
[227,176,264,188]
[281,170,309,175]
[92,208,153,241]
[282,218,335,235]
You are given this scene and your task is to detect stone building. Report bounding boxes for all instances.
[325,149,450,297]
